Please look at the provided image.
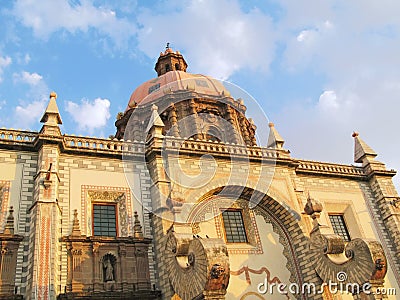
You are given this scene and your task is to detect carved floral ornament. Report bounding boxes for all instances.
[88,191,125,202]
[70,249,82,256]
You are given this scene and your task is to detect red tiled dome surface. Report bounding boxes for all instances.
[126,71,229,111]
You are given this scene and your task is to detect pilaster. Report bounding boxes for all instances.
[352,133,400,278]
[26,92,63,299]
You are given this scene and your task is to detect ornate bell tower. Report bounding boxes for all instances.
[154,43,187,76]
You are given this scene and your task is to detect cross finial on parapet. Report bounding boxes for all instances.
[166,42,170,49]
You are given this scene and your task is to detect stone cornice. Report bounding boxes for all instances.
[0,233,24,242]
[62,235,152,244]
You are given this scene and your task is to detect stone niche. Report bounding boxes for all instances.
[59,236,160,300]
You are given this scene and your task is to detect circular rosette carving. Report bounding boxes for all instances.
[310,228,387,286]
[165,229,230,300]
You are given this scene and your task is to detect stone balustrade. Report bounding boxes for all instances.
[63,135,145,153]
[297,160,365,176]
[162,137,282,159]
[0,128,38,143]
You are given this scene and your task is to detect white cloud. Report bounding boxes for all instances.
[136,0,276,79]
[12,0,136,48]
[284,20,335,72]
[14,53,31,65]
[15,100,48,129]
[0,56,12,83]
[12,70,50,129]
[24,53,31,64]
[272,1,400,187]
[13,71,43,86]
[66,98,111,134]
[318,90,338,110]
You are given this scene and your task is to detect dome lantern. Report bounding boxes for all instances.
[155,43,188,76]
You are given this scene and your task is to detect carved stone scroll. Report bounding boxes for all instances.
[305,195,388,298]
[165,225,230,300]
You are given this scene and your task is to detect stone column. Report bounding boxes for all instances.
[168,103,180,138]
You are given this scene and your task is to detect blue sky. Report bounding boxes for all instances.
[0,0,399,187]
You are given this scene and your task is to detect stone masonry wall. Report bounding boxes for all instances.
[57,154,156,291]
[0,150,37,295]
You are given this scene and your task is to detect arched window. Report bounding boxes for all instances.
[175,63,181,70]
[165,64,170,72]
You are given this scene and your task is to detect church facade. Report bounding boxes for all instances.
[0,48,399,300]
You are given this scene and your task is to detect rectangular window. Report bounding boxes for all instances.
[148,83,160,94]
[222,210,248,243]
[93,204,117,237]
[329,214,351,241]
[195,79,209,88]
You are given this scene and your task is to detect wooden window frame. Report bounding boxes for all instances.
[221,209,248,244]
[92,203,118,237]
[328,214,351,242]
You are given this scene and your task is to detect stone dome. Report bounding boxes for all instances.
[115,47,255,144]
[126,70,230,111]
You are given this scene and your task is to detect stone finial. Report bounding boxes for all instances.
[353,131,377,164]
[3,207,15,235]
[146,104,165,134]
[116,112,124,120]
[304,193,323,225]
[133,211,144,239]
[71,209,82,236]
[50,91,57,99]
[267,122,285,149]
[40,91,62,126]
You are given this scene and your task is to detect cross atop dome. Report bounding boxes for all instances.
[155,43,188,76]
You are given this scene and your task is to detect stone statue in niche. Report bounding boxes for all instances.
[102,255,115,282]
